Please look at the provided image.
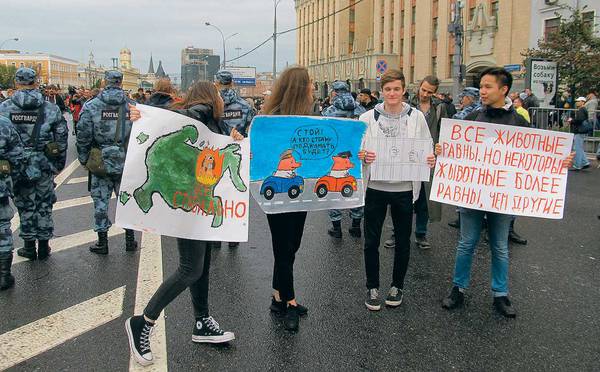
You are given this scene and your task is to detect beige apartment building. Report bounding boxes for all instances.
[296,0,532,96]
[0,51,79,88]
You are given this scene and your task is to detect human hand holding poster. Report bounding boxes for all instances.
[250,116,367,214]
[366,137,433,181]
[115,105,250,241]
[430,118,573,219]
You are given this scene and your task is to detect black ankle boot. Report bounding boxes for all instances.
[17,240,37,261]
[328,221,342,239]
[125,229,139,252]
[0,252,14,290]
[349,218,361,238]
[37,240,51,260]
[90,232,109,255]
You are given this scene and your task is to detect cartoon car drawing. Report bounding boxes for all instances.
[260,175,305,200]
[314,175,357,198]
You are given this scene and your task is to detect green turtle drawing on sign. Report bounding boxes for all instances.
[133,125,247,227]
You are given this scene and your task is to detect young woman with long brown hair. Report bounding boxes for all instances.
[261,66,318,331]
[125,82,243,366]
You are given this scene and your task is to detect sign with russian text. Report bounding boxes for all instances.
[430,119,573,219]
[115,105,250,242]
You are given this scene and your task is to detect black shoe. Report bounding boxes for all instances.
[125,315,155,366]
[493,296,517,318]
[192,316,235,343]
[365,288,381,311]
[348,218,361,238]
[442,286,464,310]
[270,297,308,316]
[415,235,431,250]
[228,242,239,248]
[383,235,395,249]
[125,229,139,251]
[385,286,403,307]
[17,240,37,261]
[328,221,342,239]
[90,232,108,255]
[284,306,300,331]
[582,163,591,169]
[509,231,528,245]
[448,218,460,229]
[207,241,222,249]
[37,240,51,260]
[0,253,15,290]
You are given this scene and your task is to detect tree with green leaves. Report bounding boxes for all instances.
[523,5,600,97]
[0,65,17,89]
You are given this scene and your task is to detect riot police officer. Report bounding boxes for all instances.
[0,116,24,290]
[0,67,68,261]
[214,70,255,249]
[76,71,138,254]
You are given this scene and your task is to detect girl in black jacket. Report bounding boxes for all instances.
[125,82,244,366]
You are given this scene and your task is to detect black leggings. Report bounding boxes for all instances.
[267,211,307,302]
[144,238,212,320]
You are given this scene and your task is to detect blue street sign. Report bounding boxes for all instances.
[504,64,521,73]
[233,78,256,86]
[376,60,388,74]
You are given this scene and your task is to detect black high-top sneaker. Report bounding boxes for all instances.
[37,240,51,260]
[17,240,36,260]
[327,220,342,239]
[125,315,155,366]
[348,218,361,238]
[125,229,139,251]
[0,252,15,290]
[90,232,108,255]
[192,316,235,343]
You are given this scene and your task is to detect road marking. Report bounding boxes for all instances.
[13,228,124,264]
[262,202,271,206]
[302,200,313,203]
[129,233,167,371]
[274,201,284,205]
[0,286,125,371]
[331,199,341,201]
[66,176,88,185]
[290,201,300,203]
[54,159,80,187]
[11,195,116,233]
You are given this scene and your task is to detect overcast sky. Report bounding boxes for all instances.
[0,0,297,76]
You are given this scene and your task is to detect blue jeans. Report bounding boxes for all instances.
[452,208,512,297]
[329,207,364,222]
[573,134,590,169]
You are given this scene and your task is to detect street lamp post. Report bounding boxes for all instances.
[273,0,283,80]
[0,38,19,51]
[205,22,238,69]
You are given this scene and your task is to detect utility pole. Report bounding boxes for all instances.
[448,0,465,105]
[273,0,282,80]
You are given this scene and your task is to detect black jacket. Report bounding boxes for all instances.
[361,98,377,111]
[173,103,224,135]
[570,107,589,134]
[147,92,174,109]
[464,101,530,127]
[443,98,457,118]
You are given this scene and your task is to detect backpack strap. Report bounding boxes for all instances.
[31,103,46,149]
[114,103,126,145]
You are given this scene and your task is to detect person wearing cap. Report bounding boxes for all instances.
[0,115,24,290]
[358,88,377,111]
[214,70,254,249]
[453,87,481,120]
[321,80,366,239]
[76,70,139,254]
[0,67,68,263]
[568,96,592,170]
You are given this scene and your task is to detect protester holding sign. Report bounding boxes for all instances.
[438,67,574,318]
[124,82,243,367]
[358,69,435,311]
[260,66,317,332]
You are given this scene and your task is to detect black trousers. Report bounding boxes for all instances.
[364,188,413,290]
[144,238,211,320]
[267,211,307,302]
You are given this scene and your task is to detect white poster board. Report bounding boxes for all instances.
[430,119,573,219]
[115,105,250,242]
[367,137,433,181]
[529,60,558,108]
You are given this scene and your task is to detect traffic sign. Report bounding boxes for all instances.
[376,60,388,74]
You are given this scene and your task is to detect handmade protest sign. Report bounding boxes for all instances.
[430,119,573,219]
[367,137,433,181]
[250,115,367,214]
[115,105,250,241]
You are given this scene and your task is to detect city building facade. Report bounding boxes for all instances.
[0,51,79,88]
[295,0,533,96]
[181,47,221,92]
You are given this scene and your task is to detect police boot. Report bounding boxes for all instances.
[328,221,342,239]
[90,232,109,255]
[348,218,362,238]
[0,252,15,290]
[17,240,37,261]
[37,240,51,260]
[125,230,138,252]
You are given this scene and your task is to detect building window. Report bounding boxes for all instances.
[433,17,438,40]
[432,56,437,76]
[449,58,454,79]
[411,6,416,24]
[400,39,404,56]
[544,17,560,39]
[19,63,24,67]
[401,10,404,26]
[410,66,415,83]
[583,11,595,32]
[411,36,415,54]
[491,1,499,26]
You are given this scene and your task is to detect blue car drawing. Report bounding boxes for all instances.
[260,175,305,200]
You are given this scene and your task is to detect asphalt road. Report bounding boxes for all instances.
[1,119,598,371]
